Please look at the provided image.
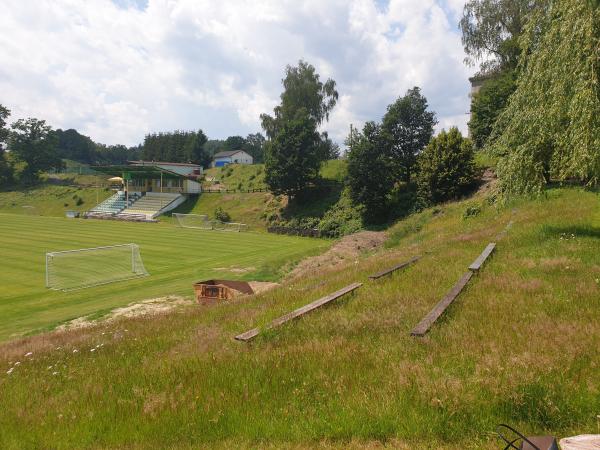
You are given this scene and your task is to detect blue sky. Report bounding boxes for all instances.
[0,0,473,147]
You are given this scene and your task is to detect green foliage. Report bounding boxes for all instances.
[9,118,63,183]
[459,0,546,72]
[469,70,517,149]
[463,203,482,218]
[489,0,600,197]
[142,129,209,166]
[1,188,599,448]
[417,128,478,206]
[264,110,323,198]
[317,188,363,237]
[214,206,231,222]
[261,61,338,199]
[260,60,338,138]
[0,105,13,187]
[0,104,10,147]
[381,87,437,182]
[347,122,394,223]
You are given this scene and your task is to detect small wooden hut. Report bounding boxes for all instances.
[193,280,254,305]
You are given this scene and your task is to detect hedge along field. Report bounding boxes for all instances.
[0,187,599,449]
[0,213,329,341]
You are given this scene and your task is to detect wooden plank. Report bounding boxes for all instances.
[235,282,363,342]
[411,271,473,337]
[468,243,496,272]
[368,255,421,280]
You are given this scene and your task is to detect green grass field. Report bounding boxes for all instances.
[0,213,329,341]
[1,187,598,449]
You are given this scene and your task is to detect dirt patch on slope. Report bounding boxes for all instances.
[287,230,387,281]
[56,296,192,332]
[248,281,280,294]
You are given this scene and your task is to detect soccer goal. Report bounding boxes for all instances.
[173,213,248,232]
[173,213,211,229]
[46,243,149,291]
[212,220,249,232]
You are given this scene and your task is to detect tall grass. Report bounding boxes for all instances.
[0,187,598,449]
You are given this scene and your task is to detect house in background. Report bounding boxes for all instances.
[212,150,253,167]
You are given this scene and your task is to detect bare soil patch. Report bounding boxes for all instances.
[56,296,192,332]
[287,230,387,281]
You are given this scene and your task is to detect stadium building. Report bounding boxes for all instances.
[87,161,203,221]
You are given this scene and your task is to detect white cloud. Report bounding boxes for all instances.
[0,0,473,147]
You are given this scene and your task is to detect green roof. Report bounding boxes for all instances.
[92,165,188,180]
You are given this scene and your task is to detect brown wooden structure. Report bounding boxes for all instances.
[368,255,421,280]
[411,242,497,337]
[235,282,363,342]
[193,280,254,305]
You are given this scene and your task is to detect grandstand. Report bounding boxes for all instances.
[86,161,200,221]
[87,192,141,216]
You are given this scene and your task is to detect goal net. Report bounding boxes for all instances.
[173,213,211,229]
[212,221,249,232]
[173,213,248,232]
[46,243,149,291]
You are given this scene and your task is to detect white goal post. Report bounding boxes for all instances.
[173,213,210,229]
[173,213,248,232]
[46,243,149,291]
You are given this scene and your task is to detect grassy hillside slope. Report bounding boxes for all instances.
[171,160,349,230]
[0,214,328,341]
[0,184,112,217]
[0,187,598,448]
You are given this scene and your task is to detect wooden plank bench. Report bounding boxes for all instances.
[235,282,363,342]
[368,255,421,280]
[468,243,496,271]
[411,271,473,337]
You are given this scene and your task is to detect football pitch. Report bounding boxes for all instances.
[0,213,329,341]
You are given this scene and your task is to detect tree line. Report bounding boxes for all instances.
[260,61,478,226]
[0,106,268,186]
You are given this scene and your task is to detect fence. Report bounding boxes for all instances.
[201,188,268,193]
[267,226,327,238]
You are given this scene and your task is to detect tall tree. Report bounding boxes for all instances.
[244,133,266,163]
[381,87,436,183]
[347,122,394,223]
[141,130,209,166]
[489,0,600,196]
[459,0,546,73]
[264,109,322,198]
[0,104,10,149]
[261,60,338,139]
[223,135,246,151]
[261,61,338,198]
[0,104,13,186]
[53,128,97,163]
[9,118,62,182]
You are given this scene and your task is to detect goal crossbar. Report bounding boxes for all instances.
[46,243,149,291]
[174,213,248,232]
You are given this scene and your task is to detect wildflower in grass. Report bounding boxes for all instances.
[14,361,20,366]
[90,348,96,352]
[7,367,14,375]
[52,371,58,376]
[47,365,53,370]
[72,349,78,353]
[24,352,32,357]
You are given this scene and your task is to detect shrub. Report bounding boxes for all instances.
[75,197,84,206]
[463,204,482,218]
[317,188,363,237]
[214,206,231,222]
[416,127,477,207]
